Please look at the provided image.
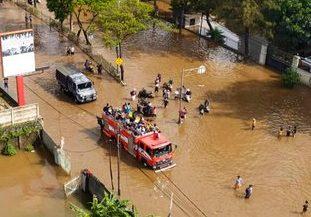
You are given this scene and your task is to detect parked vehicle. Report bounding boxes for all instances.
[97,112,176,171]
[301,56,311,72]
[56,65,97,103]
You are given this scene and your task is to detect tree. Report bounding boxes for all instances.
[281,67,300,88]
[99,0,154,81]
[270,0,311,51]
[46,0,73,28]
[71,193,137,217]
[218,0,275,57]
[170,0,192,33]
[72,0,109,45]
[189,0,221,31]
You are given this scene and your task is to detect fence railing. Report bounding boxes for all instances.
[0,103,40,127]
[10,0,120,82]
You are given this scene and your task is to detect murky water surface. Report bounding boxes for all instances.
[1,2,311,217]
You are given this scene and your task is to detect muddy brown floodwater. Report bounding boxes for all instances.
[1,2,311,217]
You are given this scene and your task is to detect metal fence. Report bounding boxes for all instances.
[10,0,120,82]
[0,103,40,127]
[266,45,293,72]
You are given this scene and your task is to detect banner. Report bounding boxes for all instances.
[0,30,35,77]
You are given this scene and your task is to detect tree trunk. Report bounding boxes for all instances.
[205,11,213,31]
[69,13,72,32]
[77,29,81,39]
[179,7,185,34]
[82,29,91,45]
[244,27,250,58]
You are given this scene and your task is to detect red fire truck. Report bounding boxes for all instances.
[97,113,176,171]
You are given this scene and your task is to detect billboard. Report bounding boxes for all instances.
[0,29,35,77]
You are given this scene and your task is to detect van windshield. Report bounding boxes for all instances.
[153,144,172,157]
[77,82,92,90]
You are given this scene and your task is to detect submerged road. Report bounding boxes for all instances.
[1,2,311,217]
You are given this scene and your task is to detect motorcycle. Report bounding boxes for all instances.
[136,99,156,117]
[138,88,154,99]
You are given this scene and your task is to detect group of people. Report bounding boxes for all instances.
[199,99,211,116]
[66,46,75,56]
[83,59,103,75]
[103,103,159,136]
[233,176,253,199]
[25,14,32,25]
[174,86,192,103]
[278,125,297,138]
[233,176,309,214]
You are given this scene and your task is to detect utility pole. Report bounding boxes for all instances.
[117,125,121,197]
[178,69,184,124]
[109,139,114,192]
[168,193,174,217]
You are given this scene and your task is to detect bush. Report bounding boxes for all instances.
[2,143,17,156]
[281,67,300,88]
[24,144,34,152]
[209,28,225,44]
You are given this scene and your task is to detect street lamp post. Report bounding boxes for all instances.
[178,65,206,124]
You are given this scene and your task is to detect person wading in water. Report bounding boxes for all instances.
[233,176,243,190]
[245,185,253,199]
[302,200,309,214]
[278,126,284,139]
[251,118,256,130]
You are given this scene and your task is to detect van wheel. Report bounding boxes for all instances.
[74,96,80,104]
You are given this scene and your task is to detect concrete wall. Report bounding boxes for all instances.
[239,35,268,65]
[41,130,71,174]
[0,104,40,127]
[297,68,311,87]
[81,169,110,201]
[291,55,311,87]
[0,85,71,174]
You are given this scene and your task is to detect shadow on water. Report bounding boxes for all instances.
[123,28,240,62]
[207,79,311,135]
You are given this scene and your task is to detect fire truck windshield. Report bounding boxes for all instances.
[153,144,172,157]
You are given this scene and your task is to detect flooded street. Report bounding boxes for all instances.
[1,2,311,216]
[0,148,71,217]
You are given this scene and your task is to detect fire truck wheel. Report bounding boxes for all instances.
[142,160,148,167]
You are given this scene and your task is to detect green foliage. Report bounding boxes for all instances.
[72,0,110,45]
[0,121,42,143]
[189,0,221,30]
[270,0,311,51]
[209,28,225,43]
[71,193,138,217]
[218,0,274,35]
[2,142,17,156]
[46,0,73,24]
[281,67,300,88]
[24,144,34,152]
[99,0,154,47]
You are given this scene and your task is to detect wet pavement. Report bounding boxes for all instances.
[1,1,311,217]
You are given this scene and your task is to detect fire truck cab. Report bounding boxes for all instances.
[98,113,175,170]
